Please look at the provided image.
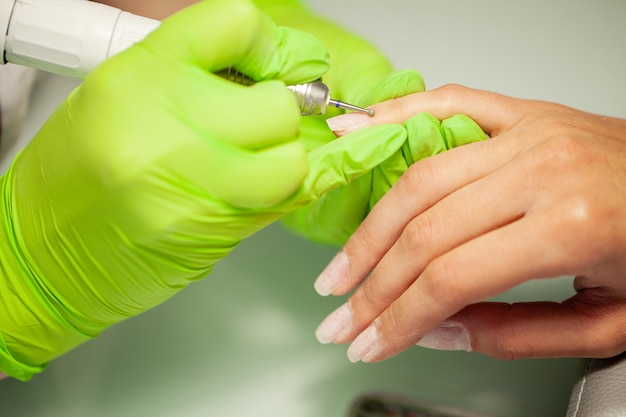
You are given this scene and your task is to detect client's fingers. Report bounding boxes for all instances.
[314,132,517,298]
[419,296,626,360]
[345,202,590,363]
[328,84,538,137]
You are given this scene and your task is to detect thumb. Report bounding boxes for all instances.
[294,124,407,205]
[417,298,626,359]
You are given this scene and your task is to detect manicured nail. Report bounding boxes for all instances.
[315,302,353,344]
[416,322,471,351]
[326,113,372,134]
[347,324,379,363]
[314,251,349,296]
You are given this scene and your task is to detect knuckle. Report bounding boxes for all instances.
[399,159,438,198]
[358,278,381,310]
[531,134,589,172]
[348,222,380,260]
[419,258,464,311]
[553,195,609,261]
[436,83,468,98]
[401,215,436,254]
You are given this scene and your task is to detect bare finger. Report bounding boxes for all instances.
[328,84,540,137]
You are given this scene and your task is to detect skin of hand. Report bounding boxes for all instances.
[91,0,200,20]
[313,84,626,363]
[0,0,411,381]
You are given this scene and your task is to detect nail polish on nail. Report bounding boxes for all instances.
[347,324,379,363]
[314,251,349,296]
[416,322,471,352]
[326,113,372,134]
[315,302,353,344]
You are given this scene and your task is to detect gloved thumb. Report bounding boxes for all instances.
[289,124,407,207]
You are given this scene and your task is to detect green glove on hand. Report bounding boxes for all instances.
[252,0,425,110]
[0,0,409,381]
[252,0,431,244]
[253,0,425,146]
[283,114,488,245]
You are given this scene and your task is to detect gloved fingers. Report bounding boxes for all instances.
[122,0,330,150]
[369,112,487,204]
[394,113,449,170]
[282,112,487,245]
[418,298,626,360]
[82,61,302,151]
[202,138,308,208]
[167,79,304,150]
[255,0,396,102]
[281,125,407,245]
[147,0,329,84]
[281,174,372,245]
[89,0,324,150]
[292,124,407,205]
[440,114,489,149]
[298,116,339,152]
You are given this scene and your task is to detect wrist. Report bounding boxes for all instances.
[0,169,92,381]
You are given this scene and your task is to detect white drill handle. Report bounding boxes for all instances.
[0,0,160,79]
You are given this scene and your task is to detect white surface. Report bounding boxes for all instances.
[1,1,625,416]
[309,0,626,119]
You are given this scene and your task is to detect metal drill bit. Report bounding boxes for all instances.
[218,67,375,117]
[329,99,375,116]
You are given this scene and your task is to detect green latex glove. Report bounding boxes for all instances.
[251,0,431,243]
[283,113,488,245]
[0,0,411,381]
[252,0,424,109]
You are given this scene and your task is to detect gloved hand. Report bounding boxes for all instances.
[253,0,425,146]
[0,0,409,381]
[252,0,424,109]
[252,0,471,245]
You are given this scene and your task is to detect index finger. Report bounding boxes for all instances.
[315,119,518,297]
[328,84,536,137]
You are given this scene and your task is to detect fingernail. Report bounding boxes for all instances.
[315,302,353,344]
[314,251,349,296]
[347,323,379,363]
[416,322,471,352]
[326,113,372,134]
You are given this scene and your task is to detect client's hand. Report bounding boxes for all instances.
[314,84,626,363]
